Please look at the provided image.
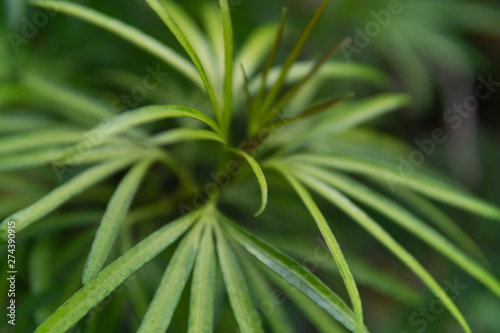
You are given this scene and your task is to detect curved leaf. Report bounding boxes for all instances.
[275,168,365,332]
[230,149,268,217]
[145,128,225,147]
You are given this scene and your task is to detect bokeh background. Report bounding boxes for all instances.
[1,0,499,332]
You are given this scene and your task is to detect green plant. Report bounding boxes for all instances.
[1,0,499,332]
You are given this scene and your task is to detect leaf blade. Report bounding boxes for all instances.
[82,158,154,285]
[144,0,222,127]
[188,221,217,333]
[220,214,359,332]
[138,220,204,332]
[294,163,500,297]
[34,211,200,333]
[0,157,138,243]
[230,149,268,217]
[215,221,264,333]
[291,154,500,221]
[275,168,365,332]
[292,169,471,333]
[30,0,201,87]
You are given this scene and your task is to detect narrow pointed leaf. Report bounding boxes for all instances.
[83,159,154,285]
[144,0,222,123]
[242,258,294,333]
[159,0,219,85]
[390,187,489,265]
[215,222,264,333]
[57,105,219,163]
[30,0,201,87]
[281,94,411,154]
[270,273,347,333]
[294,163,500,297]
[230,149,268,217]
[138,221,204,332]
[145,128,225,147]
[234,22,279,94]
[276,169,365,332]
[0,157,138,243]
[291,154,500,221]
[0,128,83,155]
[220,214,359,332]
[292,170,471,333]
[253,8,287,113]
[34,211,200,333]
[219,0,234,132]
[188,221,217,333]
[0,148,65,172]
[259,0,331,118]
[263,38,352,125]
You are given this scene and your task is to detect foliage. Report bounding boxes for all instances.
[1,0,499,332]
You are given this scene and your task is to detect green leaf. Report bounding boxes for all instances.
[0,113,55,133]
[293,163,500,297]
[0,128,83,155]
[291,154,500,221]
[56,105,219,163]
[220,214,359,332]
[252,9,287,114]
[270,273,347,333]
[145,128,225,147]
[30,0,201,88]
[219,0,234,132]
[291,169,471,333]
[0,157,138,243]
[0,147,65,172]
[188,220,217,333]
[389,187,489,265]
[199,2,224,76]
[229,149,268,217]
[119,227,150,320]
[34,211,201,333]
[138,220,204,332]
[159,0,219,86]
[261,38,353,126]
[281,94,411,154]
[20,73,113,124]
[258,0,331,120]
[214,221,264,333]
[274,168,365,333]
[82,158,154,285]
[240,255,294,333]
[234,23,279,95]
[268,237,422,306]
[144,0,222,127]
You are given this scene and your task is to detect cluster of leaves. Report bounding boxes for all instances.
[1,0,500,332]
